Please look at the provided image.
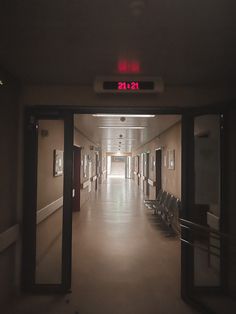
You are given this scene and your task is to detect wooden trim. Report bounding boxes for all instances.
[0,224,19,253]
[25,102,235,116]
[148,179,156,186]
[37,197,63,224]
[80,179,90,189]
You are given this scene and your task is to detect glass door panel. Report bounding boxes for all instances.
[193,115,221,288]
[23,111,73,292]
[181,112,236,313]
[35,119,64,284]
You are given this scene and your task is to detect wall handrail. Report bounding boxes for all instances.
[147,178,156,186]
[37,197,63,224]
[180,218,236,243]
[0,224,19,253]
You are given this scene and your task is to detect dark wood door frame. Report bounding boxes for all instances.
[137,155,140,186]
[155,148,162,197]
[95,153,99,190]
[145,152,150,196]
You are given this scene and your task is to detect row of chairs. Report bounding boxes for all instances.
[144,189,181,229]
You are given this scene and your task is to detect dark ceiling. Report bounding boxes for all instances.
[1,0,235,85]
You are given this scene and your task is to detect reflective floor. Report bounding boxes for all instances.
[6,177,197,314]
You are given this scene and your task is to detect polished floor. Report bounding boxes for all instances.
[6,177,197,314]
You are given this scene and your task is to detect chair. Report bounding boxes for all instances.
[144,189,164,214]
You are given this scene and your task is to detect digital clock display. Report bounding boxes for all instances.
[103,81,154,91]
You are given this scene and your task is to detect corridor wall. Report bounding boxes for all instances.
[133,121,181,200]
[74,128,106,208]
[0,80,20,306]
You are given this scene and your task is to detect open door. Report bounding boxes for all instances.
[144,152,150,196]
[95,152,99,190]
[137,155,140,186]
[155,148,162,197]
[181,110,236,313]
[23,110,73,292]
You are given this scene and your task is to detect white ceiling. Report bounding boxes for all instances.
[74,114,181,153]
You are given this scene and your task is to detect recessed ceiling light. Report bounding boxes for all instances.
[93,114,155,118]
[99,126,145,129]
[101,138,136,141]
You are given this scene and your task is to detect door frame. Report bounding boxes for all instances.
[95,152,99,190]
[22,108,73,293]
[155,148,162,197]
[22,102,232,304]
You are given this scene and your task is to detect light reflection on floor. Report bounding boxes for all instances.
[6,177,197,314]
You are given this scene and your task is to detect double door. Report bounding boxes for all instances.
[23,108,236,314]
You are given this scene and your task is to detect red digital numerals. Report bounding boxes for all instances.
[118,82,139,90]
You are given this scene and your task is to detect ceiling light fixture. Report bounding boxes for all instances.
[93,114,155,118]
[99,126,145,129]
[0,80,4,85]
[101,138,136,141]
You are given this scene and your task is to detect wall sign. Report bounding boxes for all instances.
[103,81,154,91]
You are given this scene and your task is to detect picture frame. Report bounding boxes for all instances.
[83,154,87,177]
[53,149,64,176]
[167,149,175,170]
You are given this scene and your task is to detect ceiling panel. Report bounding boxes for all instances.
[74,114,181,153]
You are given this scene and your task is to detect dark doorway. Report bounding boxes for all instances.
[145,152,150,196]
[156,148,162,197]
[73,145,81,212]
[137,155,140,186]
[95,153,99,190]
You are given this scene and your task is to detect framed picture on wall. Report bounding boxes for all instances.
[151,154,154,171]
[167,149,175,170]
[83,154,87,177]
[53,149,64,176]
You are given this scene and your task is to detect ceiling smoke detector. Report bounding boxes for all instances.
[120,117,126,122]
